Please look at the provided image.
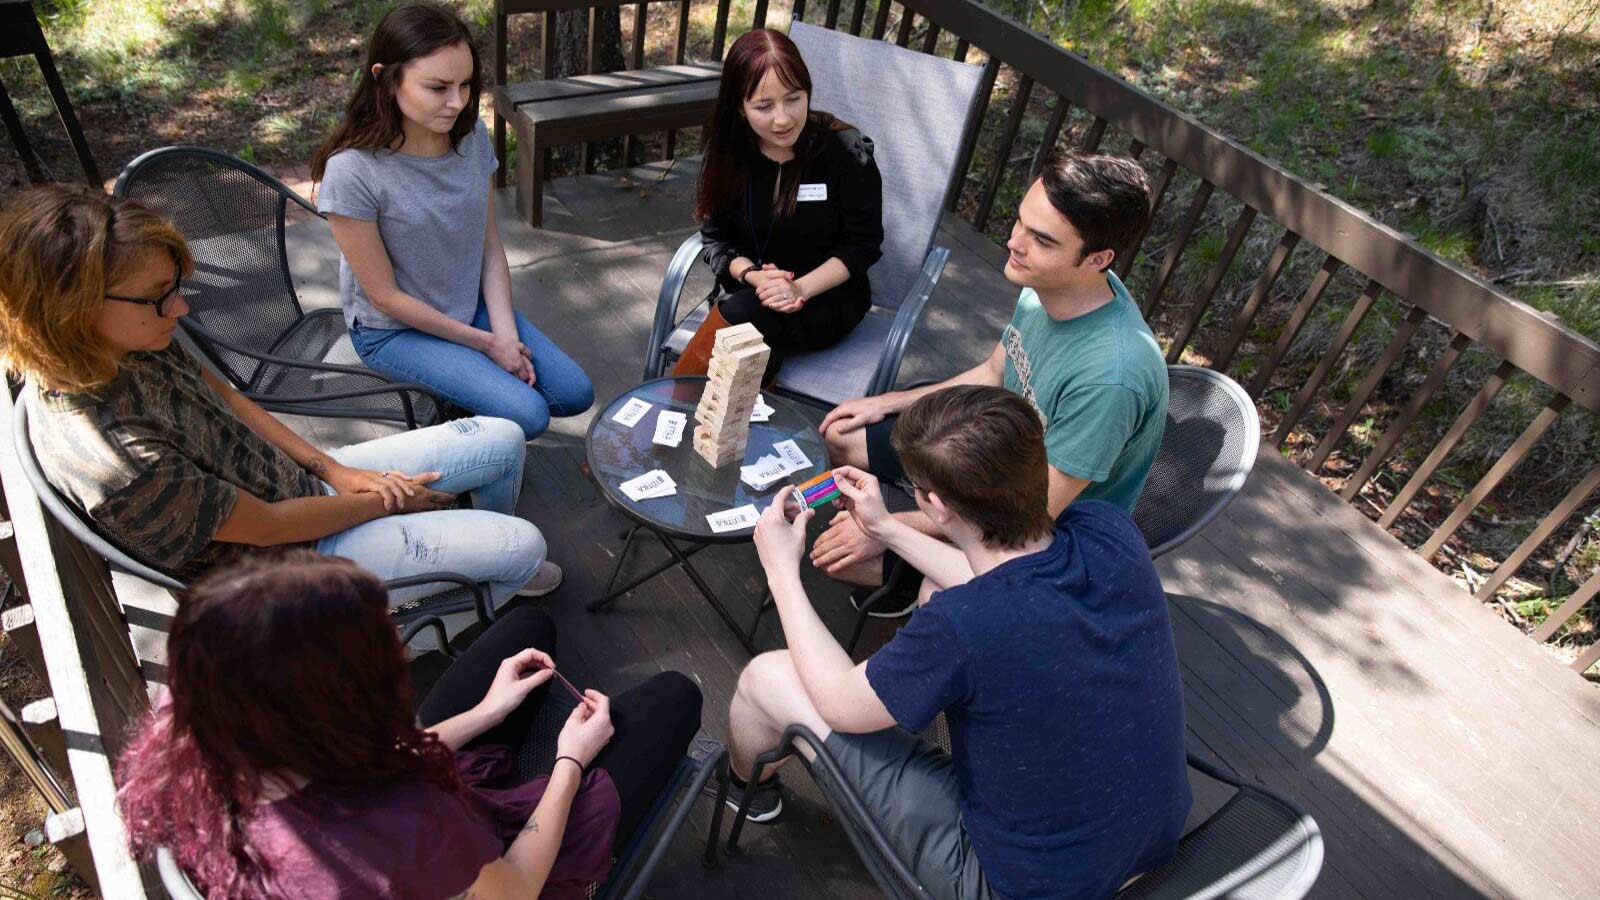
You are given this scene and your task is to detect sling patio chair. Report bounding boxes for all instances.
[12,394,491,663]
[643,21,988,408]
[727,723,1323,900]
[155,677,732,900]
[846,365,1262,653]
[113,146,443,429]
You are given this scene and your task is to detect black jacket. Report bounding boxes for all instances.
[700,121,885,312]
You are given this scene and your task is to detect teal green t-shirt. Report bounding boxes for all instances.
[1000,271,1168,512]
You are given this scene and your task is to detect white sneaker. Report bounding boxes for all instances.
[516,561,564,597]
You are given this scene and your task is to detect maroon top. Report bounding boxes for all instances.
[247,745,621,899]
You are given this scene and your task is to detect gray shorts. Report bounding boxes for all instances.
[820,728,996,900]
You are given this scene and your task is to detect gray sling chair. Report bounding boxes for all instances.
[156,665,733,900]
[113,146,444,429]
[643,21,988,407]
[847,365,1262,653]
[726,724,1323,900]
[13,396,492,663]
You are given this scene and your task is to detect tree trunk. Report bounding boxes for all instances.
[554,9,625,171]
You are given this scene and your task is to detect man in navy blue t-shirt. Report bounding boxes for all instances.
[728,385,1191,900]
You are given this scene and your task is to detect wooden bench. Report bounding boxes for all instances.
[491,62,720,227]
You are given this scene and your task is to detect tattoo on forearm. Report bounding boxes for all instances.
[305,458,327,478]
[521,816,539,834]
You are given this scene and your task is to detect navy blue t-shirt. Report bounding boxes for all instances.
[865,501,1191,900]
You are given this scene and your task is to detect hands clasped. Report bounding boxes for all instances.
[486,330,538,386]
[747,263,806,314]
[326,464,456,513]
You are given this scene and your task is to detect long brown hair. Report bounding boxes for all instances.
[694,28,846,222]
[116,551,458,896]
[310,2,482,182]
[0,185,192,392]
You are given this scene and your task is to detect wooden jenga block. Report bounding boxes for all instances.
[713,323,764,353]
[693,426,746,467]
[692,327,769,468]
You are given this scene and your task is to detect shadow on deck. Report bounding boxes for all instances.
[290,162,1600,900]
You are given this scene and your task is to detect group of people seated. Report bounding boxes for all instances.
[0,3,1194,898]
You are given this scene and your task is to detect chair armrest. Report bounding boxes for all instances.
[868,247,950,397]
[611,745,731,900]
[730,725,935,899]
[182,320,442,428]
[383,571,494,626]
[184,319,396,380]
[645,232,706,381]
[397,614,456,658]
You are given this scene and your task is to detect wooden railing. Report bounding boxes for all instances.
[494,0,1600,671]
[0,387,153,897]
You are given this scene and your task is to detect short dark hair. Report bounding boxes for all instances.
[892,386,1053,549]
[1032,150,1152,265]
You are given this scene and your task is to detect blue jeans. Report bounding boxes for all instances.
[350,299,595,440]
[314,416,546,609]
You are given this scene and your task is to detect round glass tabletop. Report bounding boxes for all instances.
[586,377,831,541]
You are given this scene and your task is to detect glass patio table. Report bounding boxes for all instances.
[585,376,830,653]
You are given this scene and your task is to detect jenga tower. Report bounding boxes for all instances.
[692,323,770,467]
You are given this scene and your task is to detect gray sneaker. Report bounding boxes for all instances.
[516,561,564,597]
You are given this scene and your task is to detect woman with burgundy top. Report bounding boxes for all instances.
[116,551,701,899]
[685,28,884,383]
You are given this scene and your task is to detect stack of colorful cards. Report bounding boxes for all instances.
[792,471,842,509]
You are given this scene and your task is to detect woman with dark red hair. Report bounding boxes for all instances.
[116,551,701,898]
[677,28,884,383]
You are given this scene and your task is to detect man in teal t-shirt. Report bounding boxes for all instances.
[1001,275,1166,511]
[815,150,1168,597]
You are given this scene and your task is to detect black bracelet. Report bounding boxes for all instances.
[554,755,586,776]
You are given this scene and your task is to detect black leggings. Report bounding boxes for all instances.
[417,607,703,845]
[718,285,867,381]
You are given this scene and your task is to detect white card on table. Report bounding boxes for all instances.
[620,469,675,500]
[749,394,774,423]
[772,439,812,473]
[707,504,761,533]
[740,454,788,490]
[611,397,651,428]
[797,183,828,202]
[653,410,687,447]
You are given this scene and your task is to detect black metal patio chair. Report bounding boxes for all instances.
[727,724,1323,900]
[846,365,1261,653]
[113,146,443,429]
[12,395,491,662]
[644,22,988,408]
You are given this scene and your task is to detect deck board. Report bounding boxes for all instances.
[273,162,1600,900]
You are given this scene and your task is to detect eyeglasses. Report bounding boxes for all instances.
[105,268,183,317]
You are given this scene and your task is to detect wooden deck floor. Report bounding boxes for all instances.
[284,161,1600,900]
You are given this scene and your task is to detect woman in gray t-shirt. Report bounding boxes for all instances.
[312,3,592,440]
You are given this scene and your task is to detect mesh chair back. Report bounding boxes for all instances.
[114,147,310,388]
[1133,367,1259,558]
[1116,761,1323,900]
[787,21,984,310]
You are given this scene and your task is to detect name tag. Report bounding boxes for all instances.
[797,183,828,202]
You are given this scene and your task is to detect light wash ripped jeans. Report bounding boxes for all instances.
[314,415,546,610]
